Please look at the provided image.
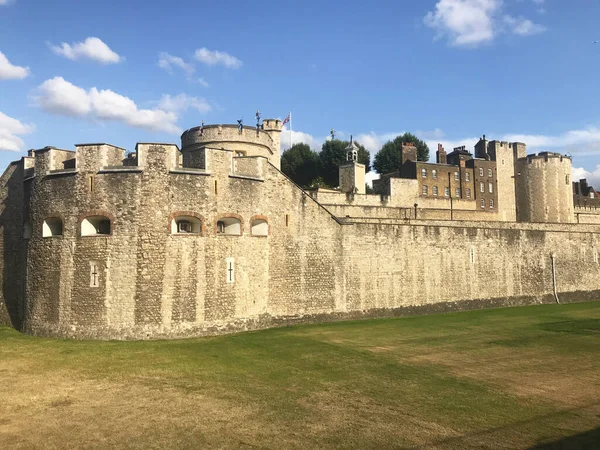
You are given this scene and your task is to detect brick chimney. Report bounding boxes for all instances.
[436,143,447,164]
[401,142,417,165]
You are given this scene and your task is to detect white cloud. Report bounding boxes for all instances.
[50,37,122,64]
[198,77,209,88]
[33,77,181,134]
[0,51,30,79]
[572,166,600,189]
[503,15,546,35]
[158,52,195,77]
[0,0,15,5]
[280,128,324,151]
[194,47,242,69]
[424,0,545,47]
[157,94,211,114]
[0,111,34,152]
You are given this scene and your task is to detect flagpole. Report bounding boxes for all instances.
[289,111,293,148]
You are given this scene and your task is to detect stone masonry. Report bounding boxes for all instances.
[0,121,598,339]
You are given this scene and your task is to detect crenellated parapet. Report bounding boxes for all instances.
[181,121,282,169]
[516,152,574,223]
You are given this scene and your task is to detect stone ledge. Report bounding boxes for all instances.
[229,174,264,182]
[98,166,143,173]
[46,169,78,177]
[169,168,211,176]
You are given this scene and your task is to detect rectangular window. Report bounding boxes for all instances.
[480,199,485,209]
[444,187,449,197]
[466,172,470,182]
[490,199,494,209]
[480,182,484,193]
[422,185,428,195]
[488,168,493,177]
[566,175,570,185]
[489,182,493,193]
[479,168,484,177]
[469,247,475,265]
[455,188,460,197]
[466,188,471,198]
[454,171,459,181]
[433,186,438,196]
[432,169,437,179]
[421,168,427,178]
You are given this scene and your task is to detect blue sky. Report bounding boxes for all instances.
[2,0,600,184]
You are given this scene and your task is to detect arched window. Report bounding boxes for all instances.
[432,169,437,179]
[251,218,268,236]
[43,217,63,237]
[171,216,202,234]
[216,217,241,235]
[81,215,111,236]
[432,186,438,196]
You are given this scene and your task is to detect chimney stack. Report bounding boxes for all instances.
[436,143,447,164]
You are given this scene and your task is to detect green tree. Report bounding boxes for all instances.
[281,143,320,188]
[373,133,430,175]
[318,139,371,188]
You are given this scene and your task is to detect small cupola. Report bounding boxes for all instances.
[346,136,358,162]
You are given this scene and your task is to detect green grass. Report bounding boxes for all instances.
[1,302,600,449]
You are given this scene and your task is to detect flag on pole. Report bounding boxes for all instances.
[282,113,290,127]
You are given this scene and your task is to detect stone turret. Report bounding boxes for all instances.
[339,139,365,194]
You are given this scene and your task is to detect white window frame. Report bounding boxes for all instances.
[422,185,428,195]
[480,199,485,209]
[489,182,493,194]
[432,186,438,196]
[454,171,459,181]
[479,168,484,176]
[421,168,427,178]
[480,182,484,193]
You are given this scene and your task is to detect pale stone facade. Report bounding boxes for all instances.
[0,122,597,340]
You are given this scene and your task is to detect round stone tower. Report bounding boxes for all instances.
[180,120,282,169]
[515,152,574,223]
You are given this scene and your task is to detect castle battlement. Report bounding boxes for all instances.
[1,124,598,341]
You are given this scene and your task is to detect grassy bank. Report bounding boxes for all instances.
[1,302,599,449]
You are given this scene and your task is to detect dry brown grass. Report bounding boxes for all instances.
[1,302,599,449]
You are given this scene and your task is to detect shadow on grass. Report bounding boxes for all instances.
[528,426,600,449]
[411,404,600,450]
[539,319,600,335]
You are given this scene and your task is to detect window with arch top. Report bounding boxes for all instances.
[251,218,268,236]
[216,217,241,235]
[81,215,111,236]
[43,217,63,237]
[171,216,202,234]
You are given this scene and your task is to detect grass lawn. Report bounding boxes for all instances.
[1,302,600,449]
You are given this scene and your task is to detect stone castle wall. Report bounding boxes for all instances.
[2,142,599,339]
